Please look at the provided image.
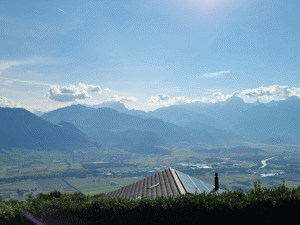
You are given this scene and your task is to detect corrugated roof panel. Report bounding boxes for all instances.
[141,177,147,197]
[156,172,167,196]
[106,190,114,199]
[118,186,127,199]
[155,174,160,198]
[150,175,157,199]
[118,186,126,197]
[136,179,142,198]
[163,169,173,196]
[137,179,143,198]
[145,176,151,198]
[130,179,140,199]
[110,189,119,199]
[104,192,110,199]
[166,169,179,197]
[106,189,114,198]
[123,182,132,199]
[148,175,154,199]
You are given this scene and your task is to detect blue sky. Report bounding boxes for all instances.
[1,0,300,113]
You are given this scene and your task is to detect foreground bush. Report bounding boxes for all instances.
[0,179,299,224]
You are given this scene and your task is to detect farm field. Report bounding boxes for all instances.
[1,142,300,201]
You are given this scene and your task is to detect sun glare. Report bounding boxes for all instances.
[179,0,234,12]
[188,0,221,5]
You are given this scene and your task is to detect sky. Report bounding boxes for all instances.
[1,0,300,113]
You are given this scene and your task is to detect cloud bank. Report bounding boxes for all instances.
[146,93,215,107]
[146,85,300,108]
[110,94,137,103]
[213,85,300,102]
[240,85,300,100]
[0,97,22,108]
[213,91,241,101]
[45,83,102,102]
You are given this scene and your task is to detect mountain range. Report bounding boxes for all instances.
[2,95,300,154]
[0,107,97,152]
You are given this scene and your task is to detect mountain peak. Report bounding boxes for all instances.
[83,101,128,110]
[225,96,245,104]
[252,99,261,105]
[70,104,87,108]
[286,95,299,101]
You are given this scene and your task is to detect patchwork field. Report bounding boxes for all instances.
[1,143,300,201]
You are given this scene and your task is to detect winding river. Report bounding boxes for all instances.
[259,157,276,169]
[258,156,284,178]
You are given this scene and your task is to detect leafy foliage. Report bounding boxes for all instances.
[1,179,300,224]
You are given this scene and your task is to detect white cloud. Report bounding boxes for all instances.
[78,82,102,93]
[110,95,137,103]
[213,91,241,101]
[146,93,215,106]
[240,85,300,99]
[0,96,22,108]
[45,83,102,102]
[212,85,300,103]
[126,105,138,110]
[146,93,171,106]
[203,70,231,77]
[0,96,61,113]
[200,97,217,103]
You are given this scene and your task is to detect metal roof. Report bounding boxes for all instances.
[101,167,225,200]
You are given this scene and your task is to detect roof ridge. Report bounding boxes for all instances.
[169,168,187,195]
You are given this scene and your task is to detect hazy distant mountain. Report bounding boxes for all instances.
[153,96,300,137]
[58,121,86,135]
[259,136,300,145]
[41,104,96,125]
[0,107,96,151]
[117,129,166,147]
[147,105,217,127]
[140,96,252,129]
[41,103,249,148]
[41,104,187,147]
[89,129,167,148]
[174,121,240,137]
[164,121,248,145]
[33,110,44,117]
[230,96,300,143]
[138,96,300,145]
[177,96,253,129]
[83,101,128,111]
[82,101,148,118]
[39,96,300,148]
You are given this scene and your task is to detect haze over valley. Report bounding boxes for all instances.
[1,0,300,201]
[1,97,300,200]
